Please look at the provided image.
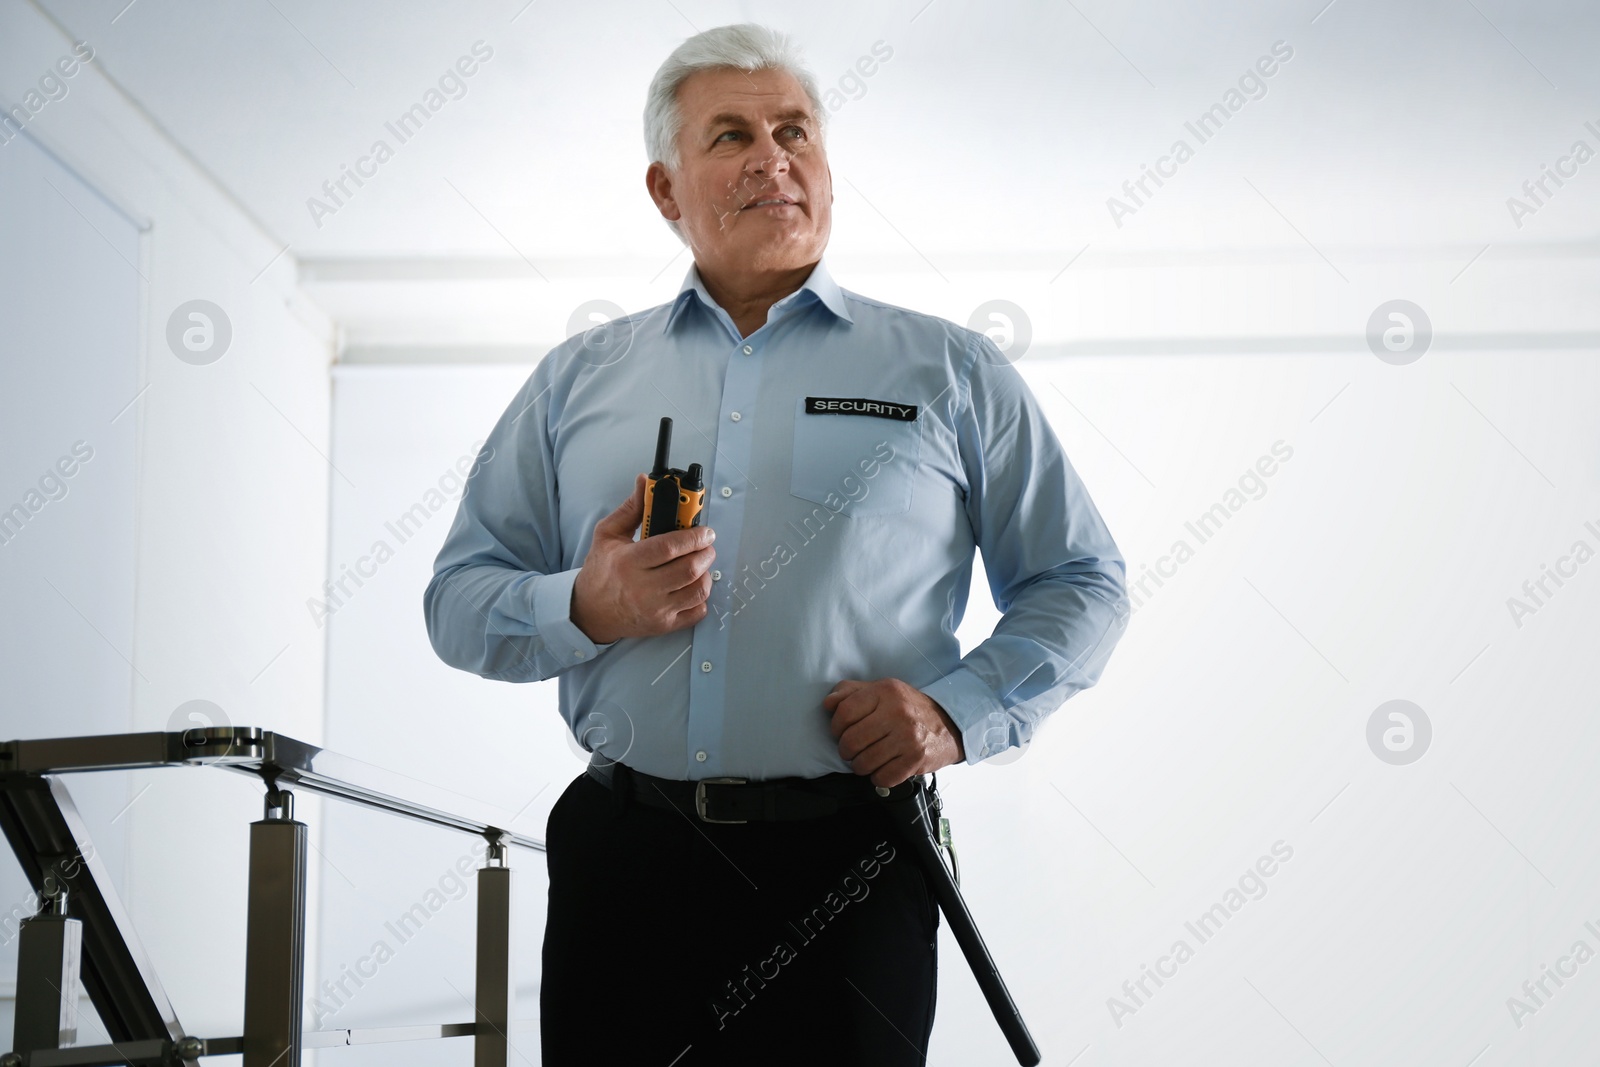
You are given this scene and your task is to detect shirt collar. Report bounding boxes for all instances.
[664,255,853,335]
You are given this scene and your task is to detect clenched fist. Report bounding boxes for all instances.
[825,677,966,788]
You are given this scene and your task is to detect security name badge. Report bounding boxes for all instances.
[803,396,919,422]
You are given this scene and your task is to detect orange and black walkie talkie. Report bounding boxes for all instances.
[642,417,706,538]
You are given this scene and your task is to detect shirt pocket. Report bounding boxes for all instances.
[789,396,923,517]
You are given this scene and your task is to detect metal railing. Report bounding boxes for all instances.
[0,727,542,1067]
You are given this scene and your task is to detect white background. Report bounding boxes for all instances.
[2,1,1598,1064]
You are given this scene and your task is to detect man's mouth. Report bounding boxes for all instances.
[743,195,798,211]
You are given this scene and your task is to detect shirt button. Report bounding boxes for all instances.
[730,411,741,422]
[720,486,732,498]
[741,344,753,355]
[700,660,713,673]
[711,569,722,581]
[695,750,708,762]
[573,650,585,660]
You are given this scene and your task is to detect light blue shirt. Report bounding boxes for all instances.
[424,257,1128,781]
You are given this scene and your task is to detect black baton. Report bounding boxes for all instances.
[879,775,1042,1066]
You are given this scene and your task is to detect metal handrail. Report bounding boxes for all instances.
[0,726,541,1067]
[0,727,545,852]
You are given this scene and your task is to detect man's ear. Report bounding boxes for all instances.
[645,162,681,222]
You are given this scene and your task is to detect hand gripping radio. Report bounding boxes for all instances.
[641,417,705,538]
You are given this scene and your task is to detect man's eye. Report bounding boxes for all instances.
[713,126,805,146]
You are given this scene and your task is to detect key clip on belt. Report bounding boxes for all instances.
[694,776,749,823]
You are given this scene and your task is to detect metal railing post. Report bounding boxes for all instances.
[12,874,82,1054]
[242,785,307,1067]
[1,729,551,1063]
[473,833,513,1067]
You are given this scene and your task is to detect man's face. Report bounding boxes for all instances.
[647,66,831,273]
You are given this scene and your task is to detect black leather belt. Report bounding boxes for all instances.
[585,757,918,824]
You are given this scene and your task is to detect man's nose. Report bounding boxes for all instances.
[745,136,793,177]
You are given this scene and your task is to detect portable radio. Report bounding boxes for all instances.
[641,417,705,537]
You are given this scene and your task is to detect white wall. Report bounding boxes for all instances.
[1,0,334,1050]
[314,366,564,1053]
[316,343,1598,1065]
[0,123,140,1023]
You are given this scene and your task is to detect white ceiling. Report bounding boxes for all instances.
[31,0,1600,348]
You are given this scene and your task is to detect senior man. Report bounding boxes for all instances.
[425,22,1127,1067]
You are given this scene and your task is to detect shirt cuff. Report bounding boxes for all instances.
[919,667,1010,766]
[531,567,613,667]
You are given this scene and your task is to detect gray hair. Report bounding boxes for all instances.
[643,24,827,243]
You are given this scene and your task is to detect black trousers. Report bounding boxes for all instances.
[540,768,939,1066]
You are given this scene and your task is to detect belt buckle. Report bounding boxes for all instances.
[695,777,749,824]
